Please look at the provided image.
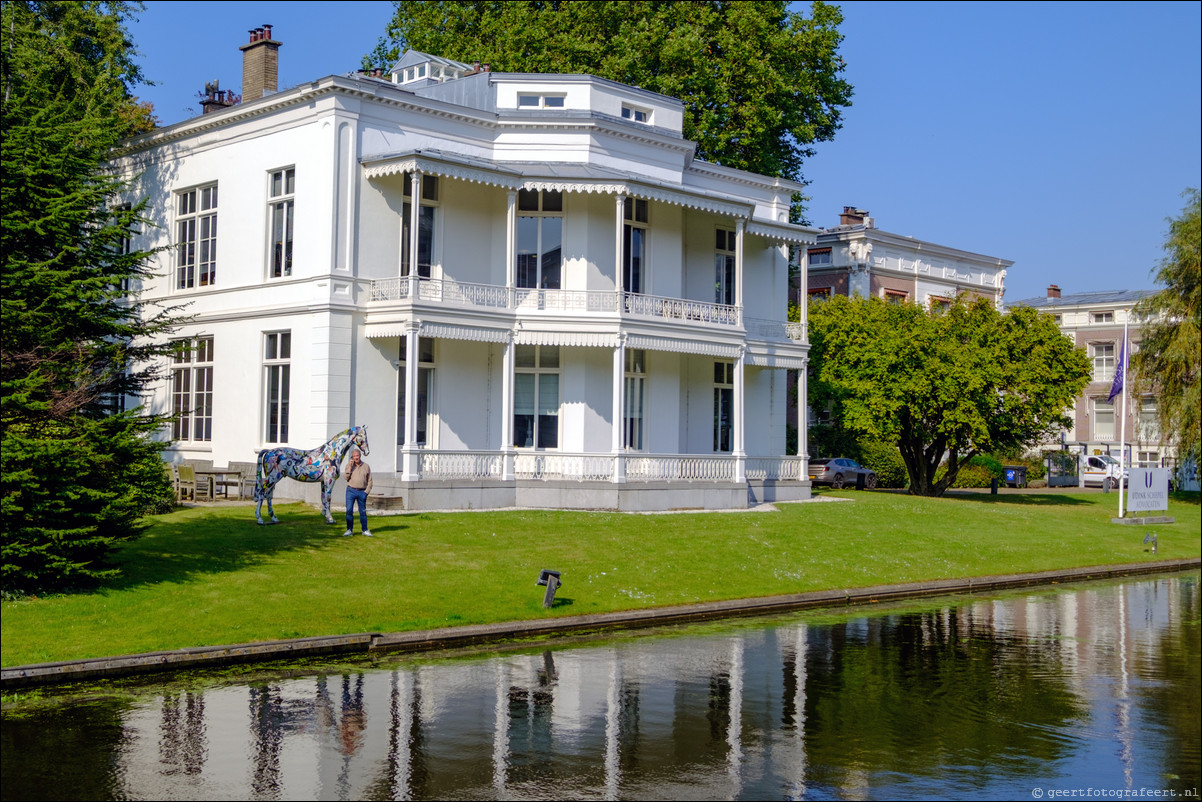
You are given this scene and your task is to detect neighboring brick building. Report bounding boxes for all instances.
[1007,286,1179,471]
[801,207,1011,308]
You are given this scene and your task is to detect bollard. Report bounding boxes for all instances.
[856,472,865,491]
[991,478,998,495]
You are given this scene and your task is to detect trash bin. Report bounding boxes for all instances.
[1003,465,1027,489]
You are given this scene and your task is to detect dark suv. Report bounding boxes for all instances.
[808,458,877,489]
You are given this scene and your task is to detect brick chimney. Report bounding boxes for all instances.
[1047,284,1061,299]
[839,206,869,226]
[239,24,281,102]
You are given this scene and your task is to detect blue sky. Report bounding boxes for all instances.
[130,1,1201,303]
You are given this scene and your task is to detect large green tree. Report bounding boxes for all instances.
[1132,188,1201,466]
[808,295,1091,497]
[2,0,176,593]
[366,0,852,197]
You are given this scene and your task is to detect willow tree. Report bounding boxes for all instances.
[2,1,176,593]
[808,296,1091,497]
[1132,188,1201,466]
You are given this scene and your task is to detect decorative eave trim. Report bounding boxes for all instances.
[362,155,521,188]
[627,335,740,358]
[421,322,510,343]
[514,330,619,348]
[746,220,819,245]
[687,159,808,194]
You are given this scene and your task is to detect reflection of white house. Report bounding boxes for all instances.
[115,29,815,511]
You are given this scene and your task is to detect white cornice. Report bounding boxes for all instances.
[817,228,1013,269]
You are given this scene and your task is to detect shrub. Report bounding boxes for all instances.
[859,440,907,488]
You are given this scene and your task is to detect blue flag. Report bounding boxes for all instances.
[1107,339,1125,404]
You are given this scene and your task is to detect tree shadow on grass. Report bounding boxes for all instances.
[941,491,1095,506]
[106,503,412,592]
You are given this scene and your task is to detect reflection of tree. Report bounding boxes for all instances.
[1138,580,1201,793]
[160,691,206,777]
[0,698,131,799]
[249,685,284,797]
[802,609,1084,785]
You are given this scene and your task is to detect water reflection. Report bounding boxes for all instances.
[2,573,1197,801]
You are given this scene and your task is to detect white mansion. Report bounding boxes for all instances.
[115,30,815,511]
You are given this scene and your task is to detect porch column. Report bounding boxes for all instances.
[734,219,745,326]
[501,335,515,480]
[734,345,746,482]
[612,336,626,483]
[798,244,808,330]
[400,321,421,481]
[615,194,626,295]
[505,190,517,293]
[798,358,809,464]
[407,169,423,299]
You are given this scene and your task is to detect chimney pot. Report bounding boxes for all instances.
[262,24,272,39]
[1047,284,1061,299]
[482,63,491,72]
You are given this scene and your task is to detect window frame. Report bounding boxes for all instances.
[263,331,292,444]
[516,189,564,290]
[713,361,734,453]
[714,228,736,306]
[623,197,649,295]
[175,184,218,290]
[171,336,214,442]
[397,336,435,447]
[401,173,439,278]
[807,247,832,267]
[624,348,647,451]
[1092,397,1115,442]
[1090,342,1116,382]
[514,345,561,450]
[621,105,650,123]
[267,167,295,279]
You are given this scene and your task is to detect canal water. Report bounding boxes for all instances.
[2,573,1198,801]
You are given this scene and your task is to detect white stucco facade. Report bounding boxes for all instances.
[115,48,815,511]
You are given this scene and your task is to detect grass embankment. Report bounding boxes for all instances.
[2,490,1198,667]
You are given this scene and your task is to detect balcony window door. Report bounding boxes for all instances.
[623,198,648,294]
[514,345,560,449]
[401,174,438,278]
[715,228,736,306]
[516,189,562,290]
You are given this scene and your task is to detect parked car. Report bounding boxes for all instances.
[809,458,877,489]
[1082,454,1127,490]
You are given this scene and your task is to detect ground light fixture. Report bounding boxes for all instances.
[1144,532,1158,554]
[537,569,562,608]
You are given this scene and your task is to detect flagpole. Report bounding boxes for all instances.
[1118,316,1129,518]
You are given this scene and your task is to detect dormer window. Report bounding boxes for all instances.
[518,94,566,109]
[622,105,649,123]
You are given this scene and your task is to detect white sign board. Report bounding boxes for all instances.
[1127,468,1170,512]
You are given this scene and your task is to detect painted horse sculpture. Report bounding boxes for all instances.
[254,426,370,524]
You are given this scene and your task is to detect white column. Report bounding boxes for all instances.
[501,335,515,481]
[798,246,809,331]
[612,337,626,483]
[615,194,626,295]
[735,219,745,325]
[407,169,423,298]
[505,190,517,291]
[734,346,746,482]
[400,322,421,481]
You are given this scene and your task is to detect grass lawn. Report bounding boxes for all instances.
[2,489,1198,668]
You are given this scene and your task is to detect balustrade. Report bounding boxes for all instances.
[407,450,800,483]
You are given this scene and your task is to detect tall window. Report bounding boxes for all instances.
[113,202,134,292]
[402,174,438,278]
[397,336,435,446]
[625,349,646,450]
[268,168,295,278]
[176,185,218,289]
[171,336,214,441]
[1091,342,1115,382]
[1092,399,1115,441]
[713,361,734,453]
[517,189,562,290]
[264,331,291,443]
[1138,398,1159,441]
[623,198,648,294]
[514,345,560,449]
[715,229,736,306]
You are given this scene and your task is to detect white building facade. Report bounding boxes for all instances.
[115,38,814,511]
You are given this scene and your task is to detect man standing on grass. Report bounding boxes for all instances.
[343,448,373,537]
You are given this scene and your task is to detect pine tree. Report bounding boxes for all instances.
[2,1,178,593]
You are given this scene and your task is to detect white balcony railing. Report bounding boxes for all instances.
[369,276,741,326]
[414,450,803,483]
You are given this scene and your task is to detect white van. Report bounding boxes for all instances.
[1082,454,1127,489]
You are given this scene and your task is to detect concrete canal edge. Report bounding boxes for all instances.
[4,557,1199,690]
